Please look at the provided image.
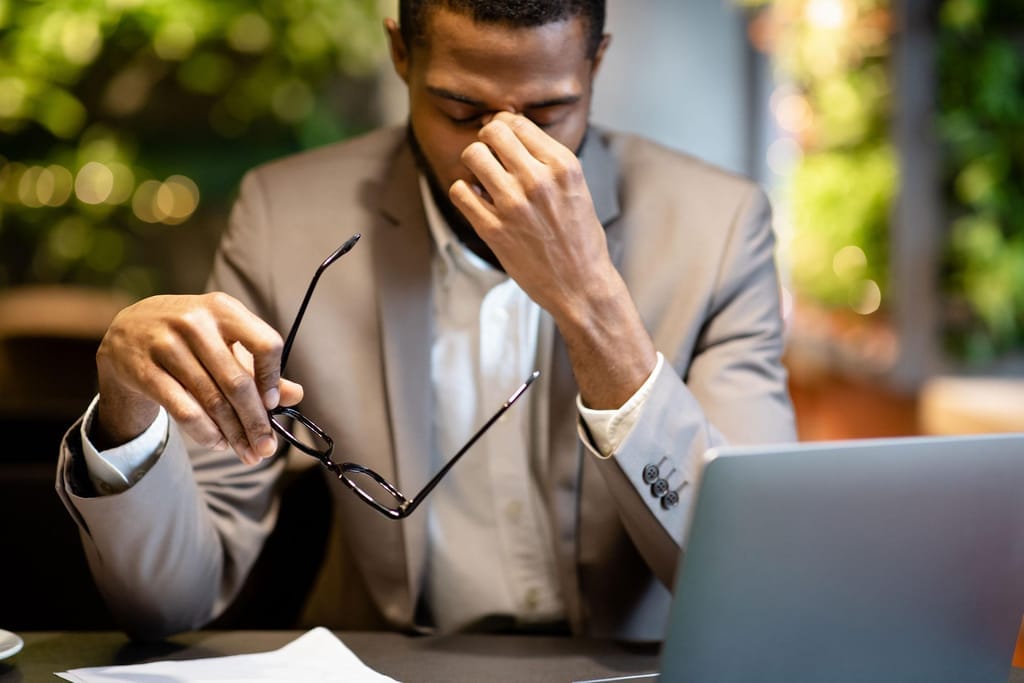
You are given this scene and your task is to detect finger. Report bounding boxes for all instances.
[209,293,284,410]
[279,378,304,407]
[491,111,574,167]
[241,341,304,407]
[154,338,261,463]
[450,178,500,234]
[478,118,541,179]
[459,141,519,208]
[138,364,228,452]
[179,321,277,461]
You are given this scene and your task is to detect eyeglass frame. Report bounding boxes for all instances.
[267,233,540,520]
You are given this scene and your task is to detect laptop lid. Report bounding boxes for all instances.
[660,433,1024,683]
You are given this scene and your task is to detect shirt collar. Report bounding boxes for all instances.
[419,175,504,284]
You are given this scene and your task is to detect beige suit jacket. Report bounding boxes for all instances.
[57,126,795,640]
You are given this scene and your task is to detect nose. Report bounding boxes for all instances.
[481,107,520,126]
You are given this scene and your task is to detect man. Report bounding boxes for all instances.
[56,0,795,640]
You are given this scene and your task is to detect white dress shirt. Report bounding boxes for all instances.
[80,176,666,631]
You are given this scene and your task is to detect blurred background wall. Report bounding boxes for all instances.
[1,0,1022,630]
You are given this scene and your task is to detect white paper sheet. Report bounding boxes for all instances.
[56,627,401,683]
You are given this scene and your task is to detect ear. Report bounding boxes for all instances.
[590,33,612,77]
[384,17,410,83]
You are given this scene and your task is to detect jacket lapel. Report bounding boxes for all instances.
[369,137,433,626]
[544,128,622,632]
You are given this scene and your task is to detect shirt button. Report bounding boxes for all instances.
[523,587,540,611]
[505,500,523,523]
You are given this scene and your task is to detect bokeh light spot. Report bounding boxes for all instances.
[851,279,882,315]
[132,179,162,223]
[155,175,200,224]
[48,216,91,261]
[832,245,867,281]
[18,166,44,208]
[154,21,196,61]
[228,13,272,54]
[75,161,115,204]
[271,79,314,123]
[133,176,199,224]
[805,0,849,30]
[775,93,813,134]
[61,14,102,65]
[106,161,135,205]
[0,77,27,117]
[37,164,74,206]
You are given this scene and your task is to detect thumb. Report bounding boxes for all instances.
[279,378,304,408]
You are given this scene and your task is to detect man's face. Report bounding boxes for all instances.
[388,8,605,201]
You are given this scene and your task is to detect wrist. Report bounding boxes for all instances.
[553,270,658,410]
[93,381,160,450]
[547,263,626,331]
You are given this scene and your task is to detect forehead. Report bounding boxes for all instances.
[412,8,592,99]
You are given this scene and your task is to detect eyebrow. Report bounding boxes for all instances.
[426,86,581,110]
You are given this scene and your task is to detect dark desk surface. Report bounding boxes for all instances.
[0,631,660,682]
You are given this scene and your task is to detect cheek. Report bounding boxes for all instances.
[551,110,590,153]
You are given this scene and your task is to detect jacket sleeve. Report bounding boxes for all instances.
[54,170,286,640]
[589,187,796,588]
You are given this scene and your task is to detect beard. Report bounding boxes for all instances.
[405,124,590,274]
[406,126,505,271]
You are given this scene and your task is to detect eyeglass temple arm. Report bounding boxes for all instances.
[400,370,540,517]
[279,233,361,373]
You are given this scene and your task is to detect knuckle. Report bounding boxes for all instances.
[149,330,177,355]
[201,390,231,417]
[178,306,207,329]
[504,194,531,216]
[223,372,252,399]
[244,416,271,439]
[172,404,205,427]
[557,157,583,182]
[204,291,233,309]
[519,174,543,198]
[253,332,284,359]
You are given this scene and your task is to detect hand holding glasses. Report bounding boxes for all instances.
[267,233,540,520]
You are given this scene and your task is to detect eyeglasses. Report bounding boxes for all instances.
[268,233,539,520]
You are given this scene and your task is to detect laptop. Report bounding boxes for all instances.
[583,433,1024,682]
[663,433,1024,682]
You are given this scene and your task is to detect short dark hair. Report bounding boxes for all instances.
[399,0,606,59]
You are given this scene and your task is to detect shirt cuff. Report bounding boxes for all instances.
[80,394,170,496]
[576,352,665,458]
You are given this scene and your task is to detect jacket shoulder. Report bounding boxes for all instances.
[599,129,761,203]
[244,127,406,192]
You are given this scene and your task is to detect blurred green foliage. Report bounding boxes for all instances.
[939,0,1024,362]
[739,0,896,318]
[0,0,387,296]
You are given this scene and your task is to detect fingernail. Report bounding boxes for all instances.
[213,439,229,451]
[263,387,280,409]
[257,434,276,458]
